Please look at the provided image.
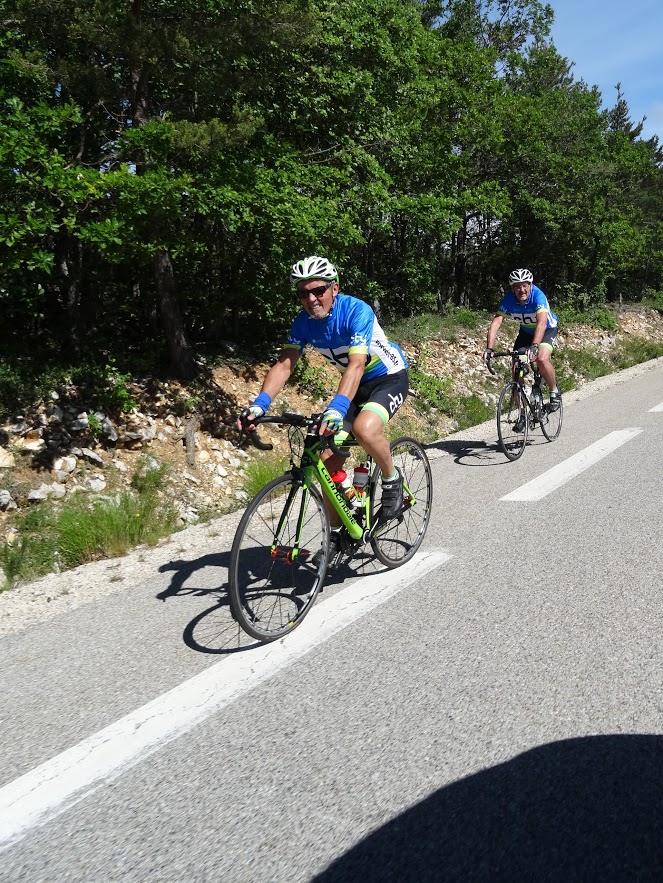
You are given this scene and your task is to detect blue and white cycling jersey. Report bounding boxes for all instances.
[286,293,408,380]
[498,285,558,335]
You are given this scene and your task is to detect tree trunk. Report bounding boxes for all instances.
[153,250,198,380]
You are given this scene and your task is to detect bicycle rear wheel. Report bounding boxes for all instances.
[497,382,528,461]
[229,476,330,642]
[539,381,563,441]
[370,437,432,568]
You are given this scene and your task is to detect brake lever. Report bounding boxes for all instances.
[237,410,273,451]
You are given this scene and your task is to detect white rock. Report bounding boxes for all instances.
[0,447,15,468]
[24,439,47,453]
[53,455,77,473]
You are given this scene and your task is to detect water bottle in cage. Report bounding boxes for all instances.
[330,470,356,507]
[352,464,370,492]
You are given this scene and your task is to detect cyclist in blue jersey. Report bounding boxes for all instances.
[483,268,561,414]
[238,256,409,520]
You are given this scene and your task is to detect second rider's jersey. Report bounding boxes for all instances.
[498,285,558,335]
[285,293,408,380]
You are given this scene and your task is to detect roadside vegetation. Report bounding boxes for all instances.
[0,459,177,590]
[4,306,663,590]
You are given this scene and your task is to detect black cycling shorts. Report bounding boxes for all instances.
[514,327,558,352]
[342,369,409,432]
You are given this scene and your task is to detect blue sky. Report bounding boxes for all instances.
[547,0,663,141]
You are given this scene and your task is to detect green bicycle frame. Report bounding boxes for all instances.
[270,426,416,561]
[301,434,366,541]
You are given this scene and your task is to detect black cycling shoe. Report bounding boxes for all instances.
[380,468,403,520]
[513,415,526,433]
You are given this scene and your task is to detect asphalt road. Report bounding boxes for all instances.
[2,360,663,882]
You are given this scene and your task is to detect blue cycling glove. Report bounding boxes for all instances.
[322,394,350,433]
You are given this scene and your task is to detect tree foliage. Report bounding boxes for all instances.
[0,0,661,393]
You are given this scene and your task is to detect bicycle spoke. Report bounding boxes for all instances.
[229,477,330,642]
[497,382,527,461]
[370,438,432,567]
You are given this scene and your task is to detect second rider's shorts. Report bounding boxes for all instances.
[342,369,409,433]
[514,327,558,352]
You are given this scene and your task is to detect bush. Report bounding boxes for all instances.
[643,288,663,313]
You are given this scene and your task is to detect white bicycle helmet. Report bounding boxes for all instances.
[509,268,533,284]
[290,255,339,285]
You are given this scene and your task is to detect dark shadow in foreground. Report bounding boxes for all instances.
[314,735,663,882]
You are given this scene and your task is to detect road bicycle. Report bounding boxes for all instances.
[229,413,433,642]
[486,349,563,461]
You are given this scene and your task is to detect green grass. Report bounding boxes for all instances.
[613,339,663,369]
[557,305,618,332]
[387,307,491,347]
[557,348,613,390]
[240,455,289,498]
[0,462,178,587]
[408,368,493,431]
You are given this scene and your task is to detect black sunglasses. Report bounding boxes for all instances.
[295,281,333,300]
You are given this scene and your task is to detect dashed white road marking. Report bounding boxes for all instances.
[501,429,643,502]
[648,402,663,412]
[0,549,451,851]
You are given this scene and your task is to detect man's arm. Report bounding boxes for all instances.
[486,314,503,350]
[334,353,366,401]
[259,347,300,400]
[237,347,300,430]
[319,352,366,435]
[531,312,547,347]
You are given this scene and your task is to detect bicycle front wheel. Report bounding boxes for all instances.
[370,438,432,568]
[539,381,563,441]
[229,476,330,642]
[497,382,528,461]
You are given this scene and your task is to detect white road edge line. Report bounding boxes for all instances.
[0,548,451,851]
[649,402,663,412]
[501,429,643,502]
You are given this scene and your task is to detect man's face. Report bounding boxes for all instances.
[512,281,532,304]
[295,278,338,319]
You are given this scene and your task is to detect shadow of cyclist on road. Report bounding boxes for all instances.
[314,734,663,882]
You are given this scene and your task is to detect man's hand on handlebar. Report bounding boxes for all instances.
[319,407,344,436]
[482,347,493,366]
[236,405,263,433]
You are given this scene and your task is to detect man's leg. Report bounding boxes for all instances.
[351,370,409,518]
[350,409,394,477]
[320,448,347,528]
[535,336,561,409]
[535,346,557,390]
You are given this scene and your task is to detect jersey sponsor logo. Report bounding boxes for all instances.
[351,331,367,347]
[375,339,400,366]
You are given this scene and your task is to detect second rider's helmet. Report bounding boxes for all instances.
[509,268,534,284]
[290,255,339,285]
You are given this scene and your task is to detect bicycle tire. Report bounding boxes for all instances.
[228,475,330,642]
[539,381,563,441]
[369,437,432,568]
[497,382,528,461]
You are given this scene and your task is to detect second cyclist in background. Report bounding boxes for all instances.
[238,255,409,529]
[483,268,561,425]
